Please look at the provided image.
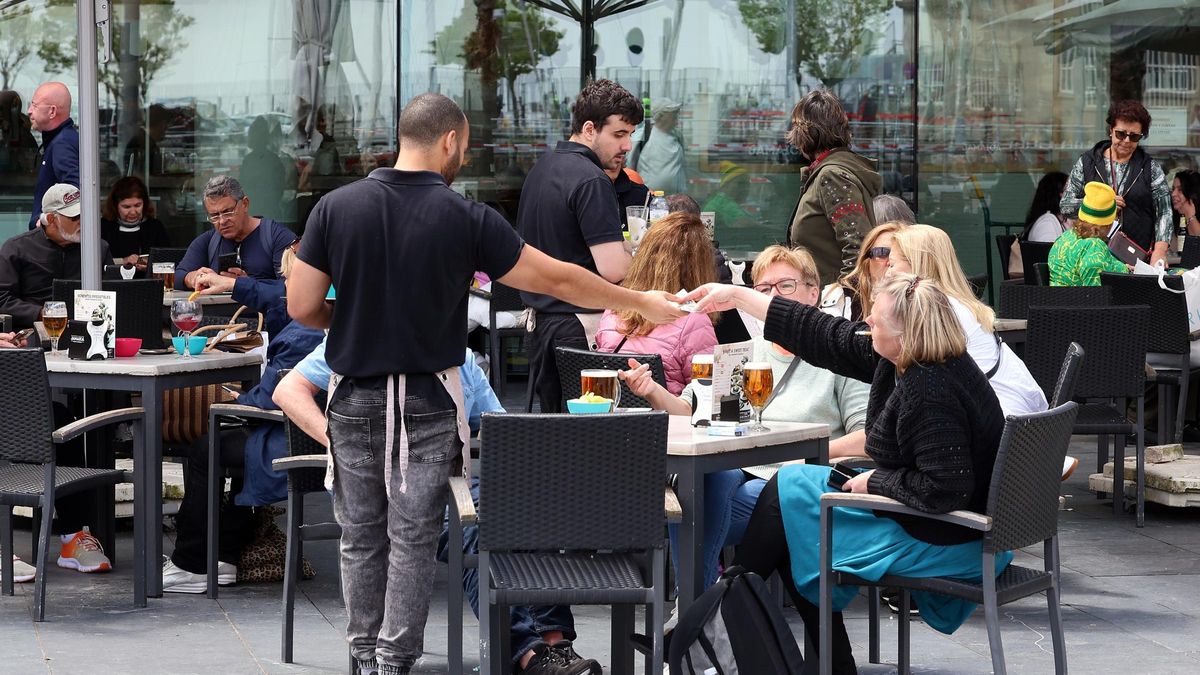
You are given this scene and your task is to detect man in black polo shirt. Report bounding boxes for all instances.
[288,93,681,675]
[517,79,643,412]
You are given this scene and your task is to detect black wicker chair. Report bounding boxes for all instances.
[1020,240,1054,283]
[819,402,1078,675]
[997,284,1111,320]
[1032,262,1051,286]
[1050,342,1085,408]
[1026,305,1151,525]
[0,349,146,621]
[485,282,527,398]
[477,412,670,674]
[52,278,166,349]
[148,246,188,270]
[1180,235,1200,270]
[554,346,667,410]
[996,234,1017,280]
[1101,272,1193,444]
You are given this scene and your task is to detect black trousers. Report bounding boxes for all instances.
[51,403,91,536]
[734,476,858,675]
[524,312,588,414]
[170,428,255,574]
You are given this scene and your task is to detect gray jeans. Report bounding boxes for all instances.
[328,375,461,670]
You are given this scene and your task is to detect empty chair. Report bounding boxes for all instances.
[1020,240,1054,282]
[554,346,666,409]
[1025,305,1151,525]
[819,402,1079,675]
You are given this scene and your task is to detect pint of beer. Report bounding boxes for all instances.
[152,261,176,293]
[580,369,622,410]
[691,354,714,380]
[742,362,774,409]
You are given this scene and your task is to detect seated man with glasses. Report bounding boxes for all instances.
[620,245,869,605]
[175,175,296,304]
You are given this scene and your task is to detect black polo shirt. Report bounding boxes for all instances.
[516,140,624,314]
[298,168,524,378]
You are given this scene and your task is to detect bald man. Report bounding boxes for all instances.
[27,82,79,229]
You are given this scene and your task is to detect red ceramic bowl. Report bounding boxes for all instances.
[115,337,142,357]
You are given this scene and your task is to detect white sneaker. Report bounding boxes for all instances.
[216,560,237,587]
[3,555,36,583]
[1062,456,1080,481]
[163,559,206,593]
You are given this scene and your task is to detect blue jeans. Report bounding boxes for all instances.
[668,470,767,588]
[436,478,576,663]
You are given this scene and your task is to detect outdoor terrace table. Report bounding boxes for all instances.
[162,290,240,306]
[666,415,829,614]
[44,350,262,598]
[994,317,1027,345]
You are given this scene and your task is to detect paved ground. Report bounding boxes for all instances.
[5,395,1200,673]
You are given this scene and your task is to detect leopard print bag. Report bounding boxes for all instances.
[238,505,316,583]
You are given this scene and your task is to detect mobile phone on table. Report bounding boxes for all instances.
[217,251,239,274]
[826,464,860,490]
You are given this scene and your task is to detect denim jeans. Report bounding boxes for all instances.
[668,470,767,588]
[329,375,461,670]
[436,478,576,664]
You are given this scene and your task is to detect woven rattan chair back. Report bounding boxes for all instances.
[554,346,665,409]
[489,282,524,313]
[1100,272,1188,355]
[1048,342,1084,408]
[1020,240,1053,280]
[147,247,188,268]
[1033,262,1051,286]
[281,376,328,495]
[1182,236,1200,270]
[0,349,55,464]
[52,278,166,349]
[477,412,667,552]
[997,284,1111,320]
[985,403,1079,553]
[996,234,1017,280]
[1026,305,1149,400]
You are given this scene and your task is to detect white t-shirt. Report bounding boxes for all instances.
[1027,212,1066,243]
[950,298,1048,416]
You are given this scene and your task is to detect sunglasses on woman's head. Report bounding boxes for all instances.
[1113,129,1143,143]
[867,246,891,260]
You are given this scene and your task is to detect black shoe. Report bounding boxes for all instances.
[521,640,602,675]
[881,588,919,616]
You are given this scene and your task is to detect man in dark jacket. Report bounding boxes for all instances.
[0,183,112,328]
[27,82,79,229]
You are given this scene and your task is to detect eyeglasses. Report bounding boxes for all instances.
[867,246,891,260]
[752,278,813,296]
[206,201,241,223]
[1113,129,1144,143]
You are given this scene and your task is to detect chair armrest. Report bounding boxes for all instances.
[210,403,286,423]
[819,492,992,532]
[664,486,682,524]
[271,454,328,472]
[53,407,145,444]
[449,475,476,524]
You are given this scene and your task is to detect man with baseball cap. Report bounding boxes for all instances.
[0,183,112,328]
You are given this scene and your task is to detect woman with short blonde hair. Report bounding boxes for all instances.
[885,224,1046,417]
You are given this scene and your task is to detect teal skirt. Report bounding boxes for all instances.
[777,464,1014,635]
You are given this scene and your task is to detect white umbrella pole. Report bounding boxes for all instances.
[77,0,112,290]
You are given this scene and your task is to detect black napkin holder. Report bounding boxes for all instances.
[66,319,111,360]
[719,395,741,422]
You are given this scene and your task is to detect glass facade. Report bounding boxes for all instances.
[2,0,1198,294]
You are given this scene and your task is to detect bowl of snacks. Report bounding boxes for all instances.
[566,392,615,414]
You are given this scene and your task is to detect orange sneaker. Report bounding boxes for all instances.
[57,527,112,573]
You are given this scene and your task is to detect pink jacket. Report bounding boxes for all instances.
[595,310,718,395]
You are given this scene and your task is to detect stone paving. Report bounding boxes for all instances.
[4,430,1200,673]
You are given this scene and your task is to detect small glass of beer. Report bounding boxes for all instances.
[691,354,714,381]
[42,301,68,353]
[151,261,176,294]
[579,369,622,412]
[742,362,774,431]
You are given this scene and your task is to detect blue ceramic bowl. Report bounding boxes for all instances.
[172,335,208,355]
[566,399,613,414]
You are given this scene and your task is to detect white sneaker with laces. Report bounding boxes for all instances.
[162,559,207,594]
[4,555,36,583]
[216,561,237,587]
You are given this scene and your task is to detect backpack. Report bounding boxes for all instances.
[669,567,806,675]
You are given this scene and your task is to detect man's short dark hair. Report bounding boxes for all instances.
[398,93,468,148]
[1106,99,1152,137]
[570,79,643,135]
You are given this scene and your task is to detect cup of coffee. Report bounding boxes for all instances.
[580,369,622,411]
[691,353,714,381]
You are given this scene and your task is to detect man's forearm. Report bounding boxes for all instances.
[273,383,330,447]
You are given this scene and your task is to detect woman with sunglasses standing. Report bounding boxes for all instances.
[1061,100,1172,267]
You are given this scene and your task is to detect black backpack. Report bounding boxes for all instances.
[668,567,806,675]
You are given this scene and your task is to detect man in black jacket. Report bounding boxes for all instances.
[27,82,79,229]
[0,183,112,328]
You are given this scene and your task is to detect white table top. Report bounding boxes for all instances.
[666,415,828,456]
[162,290,240,306]
[44,350,263,376]
[994,318,1028,331]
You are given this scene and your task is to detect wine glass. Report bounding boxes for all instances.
[42,301,68,353]
[170,299,203,358]
[742,362,774,432]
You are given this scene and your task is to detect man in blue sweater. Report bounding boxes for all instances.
[27,82,79,229]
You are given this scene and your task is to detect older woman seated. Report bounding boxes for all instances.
[685,274,1013,673]
[1049,181,1126,286]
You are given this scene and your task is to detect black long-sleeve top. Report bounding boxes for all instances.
[764,296,1006,545]
[0,227,112,328]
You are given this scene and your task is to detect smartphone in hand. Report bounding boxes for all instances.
[217,251,239,274]
[826,464,860,491]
